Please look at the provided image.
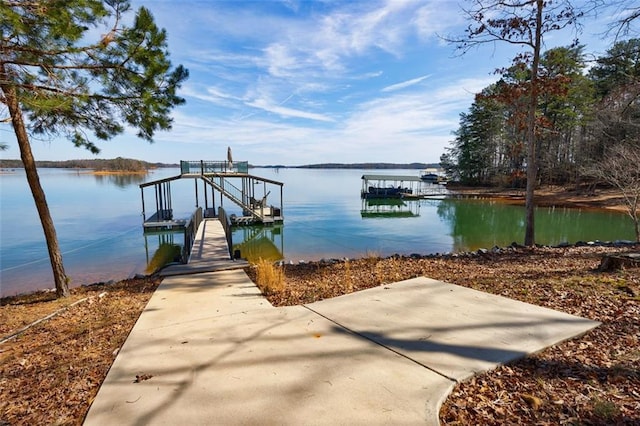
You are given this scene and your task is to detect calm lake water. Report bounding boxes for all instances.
[0,167,635,297]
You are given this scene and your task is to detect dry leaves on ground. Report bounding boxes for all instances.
[0,277,160,425]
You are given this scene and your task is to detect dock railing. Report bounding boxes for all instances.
[218,206,234,259]
[183,207,203,262]
[181,160,249,175]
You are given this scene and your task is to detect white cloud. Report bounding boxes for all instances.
[382,74,432,92]
[28,1,623,166]
[246,98,336,122]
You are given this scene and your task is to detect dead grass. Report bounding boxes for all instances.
[252,258,285,295]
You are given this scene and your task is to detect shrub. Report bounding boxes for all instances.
[253,258,285,295]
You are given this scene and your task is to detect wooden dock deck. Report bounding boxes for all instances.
[142,209,189,230]
[159,219,248,276]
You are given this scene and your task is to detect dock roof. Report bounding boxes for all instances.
[362,174,423,182]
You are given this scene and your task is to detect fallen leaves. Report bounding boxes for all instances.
[0,277,160,425]
[133,373,153,383]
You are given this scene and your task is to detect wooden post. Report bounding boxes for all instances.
[141,187,146,221]
[194,178,199,208]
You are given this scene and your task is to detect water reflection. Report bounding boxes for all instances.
[436,198,633,252]
[2,166,635,297]
[437,199,524,251]
[143,230,185,269]
[360,198,421,218]
[93,172,148,188]
[232,224,284,263]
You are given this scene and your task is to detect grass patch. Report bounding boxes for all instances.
[591,397,620,421]
[253,258,285,296]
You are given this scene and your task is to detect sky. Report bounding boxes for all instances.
[0,0,633,166]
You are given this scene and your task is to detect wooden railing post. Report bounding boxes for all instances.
[218,206,234,259]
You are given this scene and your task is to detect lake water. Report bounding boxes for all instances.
[0,167,635,297]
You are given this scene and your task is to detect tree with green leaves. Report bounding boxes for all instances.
[445,85,507,185]
[537,46,594,184]
[449,0,583,246]
[0,1,188,297]
[588,39,640,156]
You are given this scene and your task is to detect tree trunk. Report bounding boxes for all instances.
[598,253,640,272]
[1,80,70,297]
[524,0,544,247]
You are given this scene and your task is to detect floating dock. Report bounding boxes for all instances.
[139,160,284,266]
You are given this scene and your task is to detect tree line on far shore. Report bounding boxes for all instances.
[0,157,176,172]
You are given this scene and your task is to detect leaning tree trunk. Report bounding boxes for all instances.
[524,0,544,247]
[1,82,70,297]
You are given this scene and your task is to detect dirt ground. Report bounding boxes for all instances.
[1,186,638,425]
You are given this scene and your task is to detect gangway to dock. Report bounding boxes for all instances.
[159,218,248,277]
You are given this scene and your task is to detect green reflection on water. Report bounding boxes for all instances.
[232,225,284,263]
[93,172,149,188]
[437,198,634,252]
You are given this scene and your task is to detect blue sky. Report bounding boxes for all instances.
[0,0,629,166]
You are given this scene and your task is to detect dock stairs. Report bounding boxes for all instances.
[200,174,265,223]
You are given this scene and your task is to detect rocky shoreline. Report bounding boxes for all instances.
[279,238,639,266]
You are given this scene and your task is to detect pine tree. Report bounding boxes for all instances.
[0,1,188,297]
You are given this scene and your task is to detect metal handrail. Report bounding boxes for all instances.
[201,175,264,221]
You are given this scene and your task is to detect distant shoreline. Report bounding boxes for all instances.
[1,158,440,170]
[259,162,440,169]
[0,157,177,170]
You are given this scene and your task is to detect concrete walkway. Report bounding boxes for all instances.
[84,266,599,425]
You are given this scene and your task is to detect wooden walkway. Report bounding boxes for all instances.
[159,219,248,276]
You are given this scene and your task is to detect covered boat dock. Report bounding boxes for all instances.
[361,174,448,199]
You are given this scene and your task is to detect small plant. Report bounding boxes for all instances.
[343,259,353,292]
[364,250,381,267]
[253,258,285,295]
[591,397,619,421]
